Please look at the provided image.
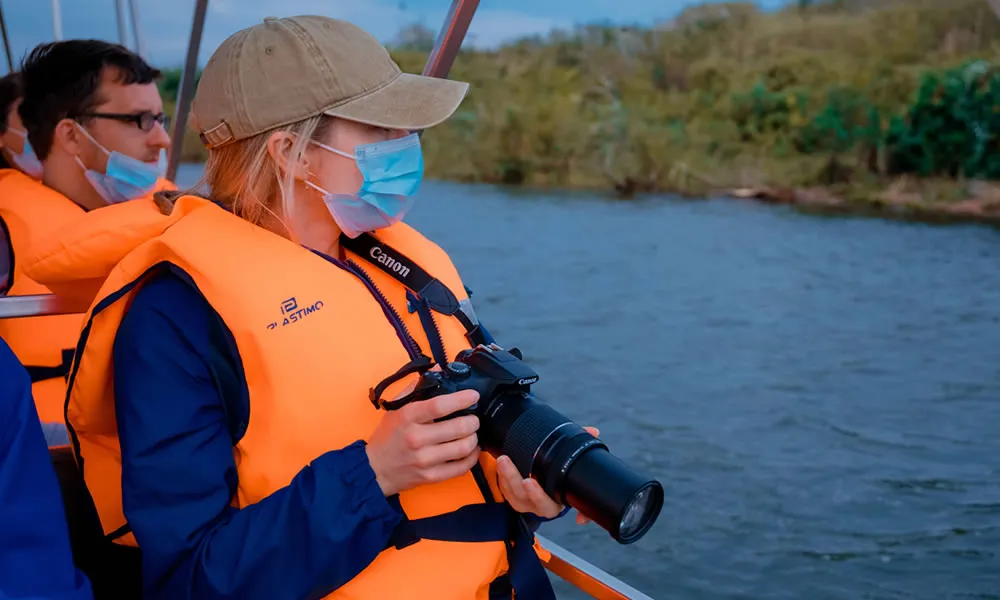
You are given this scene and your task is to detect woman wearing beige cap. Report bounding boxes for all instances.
[23,14,593,600]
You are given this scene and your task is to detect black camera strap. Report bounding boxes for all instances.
[368,355,434,410]
[346,236,555,598]
[407,290,451,369]
[340,233,488,346]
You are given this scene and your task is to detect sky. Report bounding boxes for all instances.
[2,0,787,71]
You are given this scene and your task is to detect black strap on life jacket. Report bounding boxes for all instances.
[384,500,509,549]
[25,348,75,383]
[382,498,555,600]
[339,232,488,347]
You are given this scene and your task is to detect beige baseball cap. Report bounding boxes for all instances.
[192,15,469,148]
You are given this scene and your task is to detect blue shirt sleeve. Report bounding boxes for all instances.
[0,338,93,600]
[112,269,403,600]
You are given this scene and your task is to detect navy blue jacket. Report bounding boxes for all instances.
[112,269,555,600]
[0,337,93,600]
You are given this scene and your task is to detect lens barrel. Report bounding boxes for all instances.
[479,392,663,544]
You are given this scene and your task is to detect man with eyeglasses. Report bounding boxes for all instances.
[19,39,173,208]
[0,40,174,440]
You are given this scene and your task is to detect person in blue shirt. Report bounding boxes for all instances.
[111,253,592,600]
[0,337,93,600]
[27,15,595,600]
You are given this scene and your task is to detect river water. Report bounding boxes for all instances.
[178,165,1000,599]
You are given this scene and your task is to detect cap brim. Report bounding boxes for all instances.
[323,73,469,131]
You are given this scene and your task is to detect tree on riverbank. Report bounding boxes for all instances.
[163,0,1000,212]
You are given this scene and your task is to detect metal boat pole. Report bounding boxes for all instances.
[115,0,129,47]
[0,0,13,73]
[421,0,479,79]
[128,0,146,59]
[416,0,478,139]
[52,0,64,40]
[165,0,209,182]
[536,535,655,600]
[0,294,88,318]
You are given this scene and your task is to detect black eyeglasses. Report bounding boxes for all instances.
[75,111,170,132]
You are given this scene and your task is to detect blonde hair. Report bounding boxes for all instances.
[196,115,333,237]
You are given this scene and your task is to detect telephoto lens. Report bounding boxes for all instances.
[477,390,663,544]
[438,345,664,544]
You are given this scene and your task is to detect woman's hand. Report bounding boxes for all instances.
[365,389,482,497]
[496,426,599,524]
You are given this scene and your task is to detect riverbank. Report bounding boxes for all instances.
[164,0,1000,227]
[170,154,1000,228]
[590,158,1000,227]
[726,181,1000,227]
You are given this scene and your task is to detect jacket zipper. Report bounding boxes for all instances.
[311,249,422,359]
[344,258,423,359]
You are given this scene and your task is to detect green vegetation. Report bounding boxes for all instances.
[163,0,1000,217]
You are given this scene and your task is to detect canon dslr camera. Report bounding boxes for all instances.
[397,343,663,544]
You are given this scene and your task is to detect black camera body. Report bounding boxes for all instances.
[392,343,664,545]
[405,344,538,421]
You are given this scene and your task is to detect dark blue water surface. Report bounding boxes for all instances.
[179,166,1000,599]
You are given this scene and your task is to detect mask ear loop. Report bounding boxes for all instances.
[75,122,110,155]
[303,168,361,245]
[309,139,356,162]
[304,179,326,195]
[5,129,31,165]
[74,122,110,175]
[273,134,338,245]
[304,139,365,201]
[8,128,33,157]
[303,139,356,197]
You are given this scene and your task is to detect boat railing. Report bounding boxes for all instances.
[0,2,657,597]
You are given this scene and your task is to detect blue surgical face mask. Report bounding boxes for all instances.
[306,133,424,238]
[75,124,165,205]
[6,128,43,179]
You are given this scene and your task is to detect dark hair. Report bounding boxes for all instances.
[19,40,161,160]
[0,71,23,135]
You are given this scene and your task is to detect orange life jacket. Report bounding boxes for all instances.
[0,169,83,424]
[0,169,174,423]
[23,193,553,600]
